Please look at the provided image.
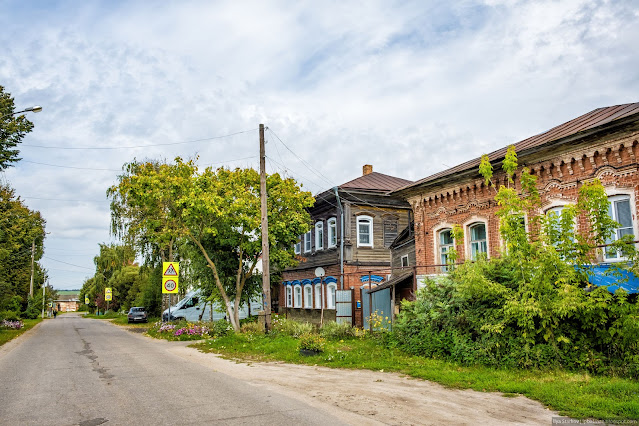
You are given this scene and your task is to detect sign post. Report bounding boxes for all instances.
[105,287,112,314]
[162,262,179,321]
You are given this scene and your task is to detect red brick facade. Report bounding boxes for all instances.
[396,107,639,277]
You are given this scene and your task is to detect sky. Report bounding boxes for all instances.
[1,0,638,290]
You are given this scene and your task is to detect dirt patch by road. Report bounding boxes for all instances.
[167,343,560,425]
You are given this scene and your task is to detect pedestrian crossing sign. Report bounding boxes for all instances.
[163,262,178,277]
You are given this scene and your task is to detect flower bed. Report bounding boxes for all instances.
[0,320,23,330]
[147,321,211,341]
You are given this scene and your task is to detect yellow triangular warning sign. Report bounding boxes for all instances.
[164,263,178,276]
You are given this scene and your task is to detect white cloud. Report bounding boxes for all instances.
[1,0,637,288]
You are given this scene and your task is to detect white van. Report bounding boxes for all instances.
[162,289,262,322]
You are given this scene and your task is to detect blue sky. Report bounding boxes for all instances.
[1,0,638,290]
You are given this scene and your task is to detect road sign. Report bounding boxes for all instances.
[163,262,178,276]
[162,262,179,294]
[162,277,178,294]
[105,287,112,301]
[48,302,52,307]
[85,296,90,304]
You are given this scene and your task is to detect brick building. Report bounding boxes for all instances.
[392,103,639,285]
[280,165,412,326]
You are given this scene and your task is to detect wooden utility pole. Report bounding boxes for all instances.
[259,124,272,333]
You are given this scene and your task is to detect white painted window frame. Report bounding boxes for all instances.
[285,286,292,307]
[465,219,489,261]
[327,217,337,248]
[293,286,302,308]
[357,215,374,248]
[314,284,322,309]
[303,231,311,253]
[605,193,635,262]
[326,283,337,309]
[401,254,409,267]
[315,221,324,251]
[303,284,313,308]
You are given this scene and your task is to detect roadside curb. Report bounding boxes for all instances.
[0,320,44,359]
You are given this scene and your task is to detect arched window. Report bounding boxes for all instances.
[315,221,324,251]
[303,284,313,308]
[294,286,302,308]
[327,217,337,248]
[438,228,454,272]
[606,195,634,261]
[314,284,322,309]
[285,286,292,307]
[469,222,487,260]
[326,283,337,309]
[357,216,373,247]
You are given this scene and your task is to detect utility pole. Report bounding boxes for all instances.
[29,239,35,298]
[259,124,272,333]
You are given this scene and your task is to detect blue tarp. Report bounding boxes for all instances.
[583,264,639,294]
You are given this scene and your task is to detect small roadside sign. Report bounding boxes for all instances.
[105,287,112,301]
[162,262,179,294]
[162,277,178,294]
[85,296,90,304]
[48,302,53,307]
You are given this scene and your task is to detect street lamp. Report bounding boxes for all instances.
[1,105,42,120]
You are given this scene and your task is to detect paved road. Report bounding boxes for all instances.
[0,314,347,426]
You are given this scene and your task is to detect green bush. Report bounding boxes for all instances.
[297,332,326,352]
[271,316,313,337]
[0,310,19,321]
[240,321,264,335]
[320,320,358,340]
[211,319,234,337]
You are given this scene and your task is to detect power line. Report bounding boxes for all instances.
[21,128,258,150]
[43,256,94,270]
[22,196,107,202]
[21,160,121,172]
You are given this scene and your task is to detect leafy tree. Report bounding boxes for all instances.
[0,184,46,312]
[0,85,35,170]
[108,158,313,331]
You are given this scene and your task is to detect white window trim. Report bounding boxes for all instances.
[293,286,302,308]
[357,215,374,248]
[303,231,311,253]
[315,221,324,251]
[294,240,301,255]
[327,217,337,248]
[401,254,409,267]
[303,284,313,308]
[463,218,489,261]
[314,284,322,309]
[326,283,337,309]
[285,286,292,307]
[604,192,636,262]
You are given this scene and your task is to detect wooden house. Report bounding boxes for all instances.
[279,165,412,327]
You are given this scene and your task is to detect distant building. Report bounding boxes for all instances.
[54,290,81,312]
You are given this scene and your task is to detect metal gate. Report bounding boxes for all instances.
[361,287,392,330]
[335,289,353,325]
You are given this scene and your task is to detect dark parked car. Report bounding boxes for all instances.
[127,307,148,323]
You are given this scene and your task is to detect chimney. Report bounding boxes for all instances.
[363,164,373,176]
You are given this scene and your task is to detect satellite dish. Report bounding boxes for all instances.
[314,267,325,277]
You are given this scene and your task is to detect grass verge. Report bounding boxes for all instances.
[192,333,639,420]
[0,318,43,347]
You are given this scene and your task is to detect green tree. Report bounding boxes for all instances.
[0,184,46,312]
[108,158,313,330]
[0,85,35,170]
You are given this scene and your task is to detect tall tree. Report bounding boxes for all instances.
[0,184,46,311]
[108,158,313,330]
[0,85,35,170]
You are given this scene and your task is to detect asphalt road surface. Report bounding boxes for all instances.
[0,314,347,426]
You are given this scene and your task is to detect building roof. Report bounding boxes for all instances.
[394,102,639,194]
[340,171,413,193]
